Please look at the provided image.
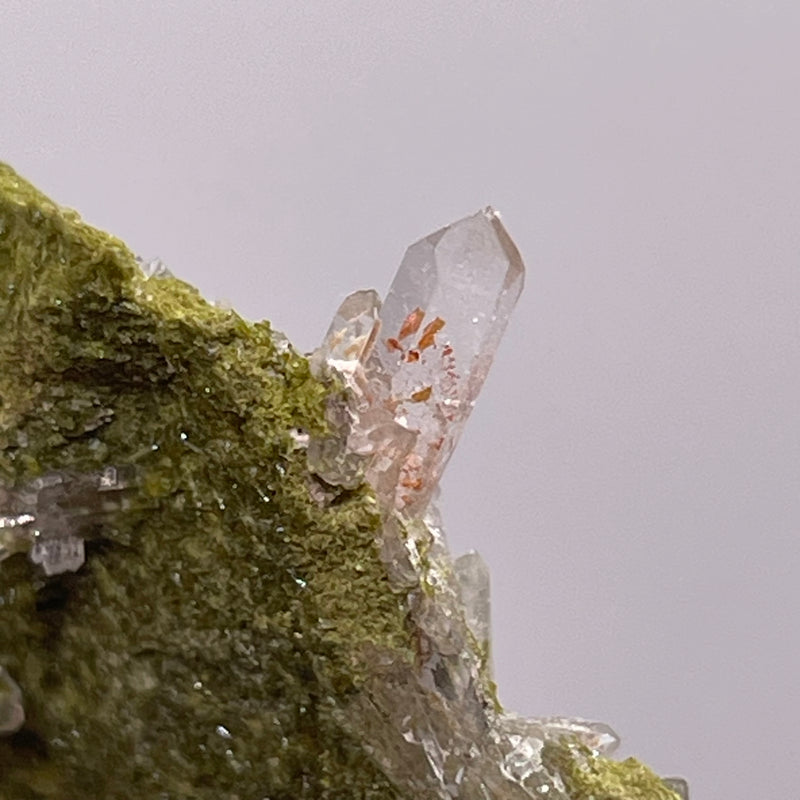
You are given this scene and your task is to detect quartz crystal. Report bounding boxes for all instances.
[0,466,139,576]
[454,551,491,655]
[372,207,523,514]
[0,162,685,799]
[310,208,685,799]
[135,255,173,279]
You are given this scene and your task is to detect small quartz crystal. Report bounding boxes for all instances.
[135,255,173,279]
[0,160,687,798]
[454,550,491,654]
[311,208,525,516]
[664,777,690,798]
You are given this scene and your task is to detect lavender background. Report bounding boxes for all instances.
[3,3,799,797]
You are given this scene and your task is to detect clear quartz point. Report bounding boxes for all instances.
[494,712,620,785]
[307,288,418,492]
[30,534,85,577]
[0,466,141,576]
[369,207,524,514]
[311,288,382,370]
[664,777,690,798]
[310,208,524,513]
[136,256,173,279]
[531,717,619,756]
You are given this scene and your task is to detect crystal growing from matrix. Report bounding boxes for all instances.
[0,162,686,799]
[310,208,685,798]
[373,207,524,514]
[311,208,526,517]
[664,778,689,799]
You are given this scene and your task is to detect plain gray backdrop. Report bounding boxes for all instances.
[2,2,798,797]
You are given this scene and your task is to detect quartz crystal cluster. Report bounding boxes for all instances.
[0,163,686,799]
[308,208,687,799]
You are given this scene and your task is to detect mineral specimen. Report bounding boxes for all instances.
[0,162,685,799]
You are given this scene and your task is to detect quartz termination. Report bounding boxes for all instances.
[308,209,677,799]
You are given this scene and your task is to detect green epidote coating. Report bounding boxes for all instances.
[0,163,410,799]
[0,163,682,800]
[542,741,682,800]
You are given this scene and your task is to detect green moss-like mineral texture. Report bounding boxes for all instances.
[542,741,682,800]
[0,162,411,799]
[0,163,683,800]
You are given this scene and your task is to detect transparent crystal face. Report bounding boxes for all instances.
[370,207,525,515]
[316,288,382,367]
[309,208,525,518]
[454,550,492,654]
[0,667,25,736]
[663,777,690,799]
[304,209,684,799]
[135,255,173,279]
[0,466,141,577]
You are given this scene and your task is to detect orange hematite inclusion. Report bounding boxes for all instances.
[417,317,445,350]
[410,386,432,403]
[370,207,525,515]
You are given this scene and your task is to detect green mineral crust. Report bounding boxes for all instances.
[0,163,684,799]
[0,163,409,799]
[541,742,684,800]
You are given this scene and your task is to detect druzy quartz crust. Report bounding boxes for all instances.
[0,163,685,799]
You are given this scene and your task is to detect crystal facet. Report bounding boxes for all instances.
[368,207,525,514]
[312,288,382,370]
[454,550,492,653]
[310,208,525,518]
[135,255,173,279]
[664,777,690,798]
